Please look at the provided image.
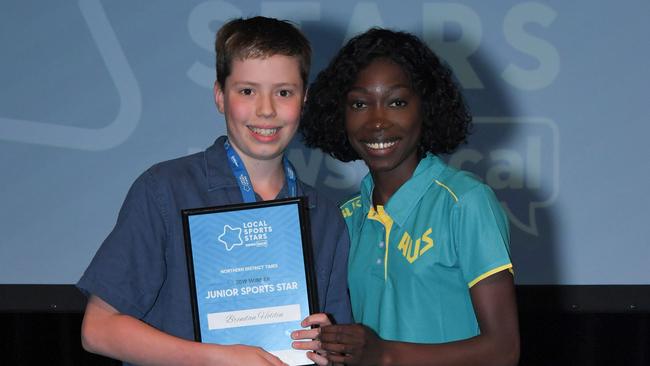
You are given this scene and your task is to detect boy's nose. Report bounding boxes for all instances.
[256,94,276,118]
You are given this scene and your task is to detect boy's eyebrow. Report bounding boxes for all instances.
[273,82,301,88]
[230,81,301,88]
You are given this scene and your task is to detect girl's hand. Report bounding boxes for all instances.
[319,324,385,366]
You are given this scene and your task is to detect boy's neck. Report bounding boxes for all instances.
[236,150,286,201]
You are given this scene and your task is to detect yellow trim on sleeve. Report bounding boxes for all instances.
[340,195,361,208]
[434,180,459,202]
[468,263,513,288]
[340,196,362,218]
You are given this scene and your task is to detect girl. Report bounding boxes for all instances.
[298,28,519,366]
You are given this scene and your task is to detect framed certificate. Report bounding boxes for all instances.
[182,197,319,366]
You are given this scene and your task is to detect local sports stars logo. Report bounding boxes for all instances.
[218,225,243,251]
[217,219,272,251]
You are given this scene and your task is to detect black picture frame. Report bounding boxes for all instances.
[181,197,319,365]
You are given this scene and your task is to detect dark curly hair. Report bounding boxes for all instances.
[300,28,472,162]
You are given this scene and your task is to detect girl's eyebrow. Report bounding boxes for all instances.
[347,84,411,94]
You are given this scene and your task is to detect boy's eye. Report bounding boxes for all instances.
[239,88,253,96]
[350,101,367,110]
[278,89,293,97]
[389,99,407,108]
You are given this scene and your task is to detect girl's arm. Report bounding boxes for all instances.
[320,270,519,366]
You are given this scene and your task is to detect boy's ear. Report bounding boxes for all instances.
[214,81,225,114]
[303,87,309,104]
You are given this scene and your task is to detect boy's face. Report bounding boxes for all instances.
[214,55,305,165]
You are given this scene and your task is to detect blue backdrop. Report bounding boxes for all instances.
[1,0,648,285]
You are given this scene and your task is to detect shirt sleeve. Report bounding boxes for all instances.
[324,219,353,324]
[452,183,512,288]
[77,169,168,319]
[308,192,353,325]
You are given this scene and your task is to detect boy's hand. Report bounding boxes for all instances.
[212,344,287,366]
[319,324,385,366]
[290,313,332,366]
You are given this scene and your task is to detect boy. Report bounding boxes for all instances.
[78,16,351,366]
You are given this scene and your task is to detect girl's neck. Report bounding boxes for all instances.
[371,173,406,207]
[370,158,420,207]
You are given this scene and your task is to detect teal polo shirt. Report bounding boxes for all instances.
[341,154,512,343]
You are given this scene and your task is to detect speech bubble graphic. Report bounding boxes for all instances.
[0,0,141,150]
[449,117,559,236]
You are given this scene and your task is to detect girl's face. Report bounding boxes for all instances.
[345,58,422,178]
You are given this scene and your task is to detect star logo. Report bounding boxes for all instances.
[218,225,243,251]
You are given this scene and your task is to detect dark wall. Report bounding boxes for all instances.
[1,285,649,366]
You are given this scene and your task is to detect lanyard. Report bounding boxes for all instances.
[224,138,297,203]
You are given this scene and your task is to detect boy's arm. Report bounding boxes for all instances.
[81,295,286,366]
[323,221,353,324]
[320,270,520,366]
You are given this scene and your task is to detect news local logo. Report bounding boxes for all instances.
[217,219,273,250]
[448,117,559,236]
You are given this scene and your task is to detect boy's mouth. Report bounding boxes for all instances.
[248,126,280,137]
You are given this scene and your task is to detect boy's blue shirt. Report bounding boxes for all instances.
[78,136,352,363]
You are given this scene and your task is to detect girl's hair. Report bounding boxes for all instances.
[300,28,471,162]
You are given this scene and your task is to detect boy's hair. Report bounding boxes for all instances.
[215,16,311,89]
[300,28,472,162]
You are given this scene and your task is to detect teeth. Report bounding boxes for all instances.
[249,127,279,136]
[365,140,397,150]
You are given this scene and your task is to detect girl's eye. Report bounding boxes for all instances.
[389,99,407,108]
[278,89,293,97]
[350,101,366,109]
[240,88,253,96]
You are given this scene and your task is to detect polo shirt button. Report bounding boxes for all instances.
[376,258,382,265]
[378,241,385,248]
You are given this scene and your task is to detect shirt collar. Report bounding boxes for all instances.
[359,154,446,227]
[205,135,238,191]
